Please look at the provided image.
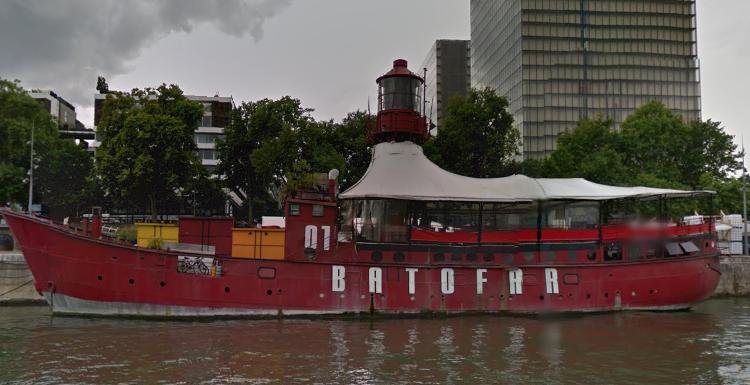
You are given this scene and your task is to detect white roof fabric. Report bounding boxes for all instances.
[339,141,712,202]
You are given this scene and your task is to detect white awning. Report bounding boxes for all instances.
[339,141,713,202]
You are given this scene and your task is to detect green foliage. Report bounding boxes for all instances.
[147,237,164,250]
[425,88,520,178]
[544,117,629,185]
[115,226,137,243]
[216,96,312,221]
[216,96,371,221]
[542,100,743,213]
[95,84,204,218]
[0,78,94,218]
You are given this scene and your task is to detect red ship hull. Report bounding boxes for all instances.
[4,210,721,318]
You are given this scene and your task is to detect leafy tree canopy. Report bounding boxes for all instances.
[540,100,743,212]
[216,96,372,222]
[95,84,204,218]
[424,88,519,178]
[0,78,93,218]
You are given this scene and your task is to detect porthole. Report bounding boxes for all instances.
[433,253,445,262]
[128,278,135,285]
[224,287,231,293]
[371,251,383,262]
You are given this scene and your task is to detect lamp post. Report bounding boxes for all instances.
[27,120,34,213]
[743,140,747,256]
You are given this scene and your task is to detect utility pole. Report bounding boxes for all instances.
[27,120,34,214]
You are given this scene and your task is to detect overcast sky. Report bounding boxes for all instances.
[1,0,747,162]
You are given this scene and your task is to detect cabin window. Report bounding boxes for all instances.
[312,204,324,217]
[338,201,354,242]
[411,202,480,232]
[543,201,599,229]
[482,202,538,230]
[354,199,409,243]
[289,204,301,216]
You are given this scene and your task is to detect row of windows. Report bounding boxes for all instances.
[523,52,697,68]
[523,80,700,97]
[199,149,218,161]
[523,11,694,29]
[194,133,224,144]
[522,65,698,82]
[523,99,700,122]
[523,94,700,111]
[523,38,695,56]
[522,23,695,42]
[521,0,693,15]
[340,199,601,243]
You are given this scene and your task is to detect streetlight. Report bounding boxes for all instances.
[743,139,748,256]
[27,120,34,213]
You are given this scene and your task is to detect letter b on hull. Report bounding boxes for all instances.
[332,265,345,292]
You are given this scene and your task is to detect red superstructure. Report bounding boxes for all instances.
[1,59,721,318]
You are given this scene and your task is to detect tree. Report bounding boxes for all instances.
[329,111,372,191]
[424,88,519,178]
[216,96,314,221]
[543,116,630,185]
[96,76,109,94]
[0,78,93,219]
[542,100,743,212]
[95,84,204,218]
[35,139,96,218]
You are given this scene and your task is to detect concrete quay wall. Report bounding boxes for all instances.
[0,252,45,305]
[714,256,750,296]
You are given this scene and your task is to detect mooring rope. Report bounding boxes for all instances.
[0,280,34,298]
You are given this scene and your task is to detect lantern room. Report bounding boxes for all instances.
[372,59,429,144]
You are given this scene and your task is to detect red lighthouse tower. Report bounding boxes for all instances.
[371,59,429,144]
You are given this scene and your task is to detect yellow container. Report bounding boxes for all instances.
[136,222,179,248]
[231,228,285,260]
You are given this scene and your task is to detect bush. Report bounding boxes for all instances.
[115,226,137,243]
[147,237,164,250]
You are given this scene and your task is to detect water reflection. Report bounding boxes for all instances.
[1,299,749,384]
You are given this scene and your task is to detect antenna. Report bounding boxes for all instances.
[422,67,427,117]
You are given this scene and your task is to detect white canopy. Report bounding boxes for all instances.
[339,141,713,202]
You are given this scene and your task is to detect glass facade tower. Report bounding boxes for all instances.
[471,0,701,159]
[421,40,472,133]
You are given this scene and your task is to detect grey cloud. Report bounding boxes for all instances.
[0,0,292,107]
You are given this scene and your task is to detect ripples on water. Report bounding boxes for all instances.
[1,298,750,384]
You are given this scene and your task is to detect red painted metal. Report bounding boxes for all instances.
[178,216,233,256]
[376,59,423,82]
[2,209,721,317]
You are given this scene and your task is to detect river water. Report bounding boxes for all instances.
[1,298,750,385]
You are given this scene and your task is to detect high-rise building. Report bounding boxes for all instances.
[420,40,471,133]
[94,94,233,174]
[30,90,95,144]
[471,0,701,159]
[29,90,77,130]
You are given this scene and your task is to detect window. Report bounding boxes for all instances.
[312,205,324,217]
[201,116,212,127]
[289,204,300,216]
